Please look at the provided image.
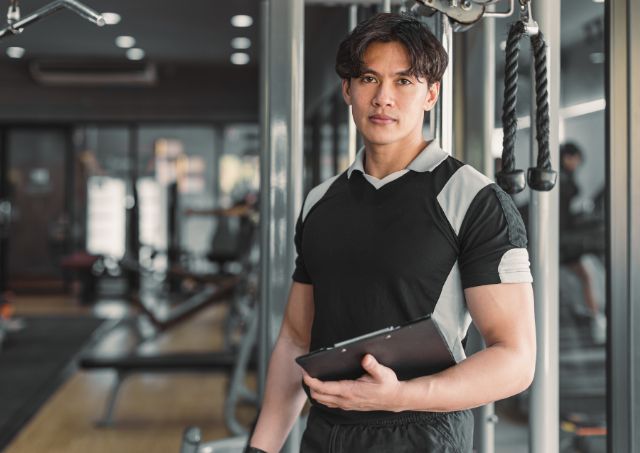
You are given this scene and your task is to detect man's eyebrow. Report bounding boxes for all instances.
[360,67,414,77]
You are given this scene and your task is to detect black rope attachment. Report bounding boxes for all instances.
[497,2,557,194]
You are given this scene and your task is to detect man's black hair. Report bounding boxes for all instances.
[560,142,584,159]
[335,13,448,85]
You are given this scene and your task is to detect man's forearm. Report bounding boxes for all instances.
[399,343,535,412]
[249,335,308,453]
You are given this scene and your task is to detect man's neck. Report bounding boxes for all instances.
[363,135,429,179]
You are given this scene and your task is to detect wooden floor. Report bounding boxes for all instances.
[5,294,257,453]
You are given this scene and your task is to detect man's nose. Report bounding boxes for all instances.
[372,82,394,107]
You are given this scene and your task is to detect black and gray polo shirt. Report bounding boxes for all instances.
[294,140,532,420]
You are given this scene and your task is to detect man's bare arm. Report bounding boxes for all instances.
[249,282,314,453]
[398,282,536,411]
[304,282,535,413]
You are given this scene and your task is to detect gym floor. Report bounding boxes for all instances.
[3,295,257,453]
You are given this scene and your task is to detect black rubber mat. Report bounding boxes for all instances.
[0,316,104,450]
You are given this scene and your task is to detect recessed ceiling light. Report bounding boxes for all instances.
[6,47,25,59]
[230,52,250,65]
[589,52,605,64]
[116,36,136,49]
[231,15,253,27]
[126,48,145,61]
[231,37,251,50]
[102,12,121,25]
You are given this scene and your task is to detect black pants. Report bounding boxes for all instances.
[300,407,474,453]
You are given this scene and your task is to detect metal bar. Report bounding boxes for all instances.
[483,0,515,19]
[126,125,140,293]
[347,5,358,163]
[607,0,640,451]
[0,128,8,298]
[475,17,497,453]
[381,0,391,13]
[482,18,496,180]
[258,0,270,403]
[528,0,560,451]
[437,14,454,154]
[0,0,103,39]
[630,1,640,449]
[259,0,305,451]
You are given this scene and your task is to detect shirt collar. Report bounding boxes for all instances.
[346,140,450,179]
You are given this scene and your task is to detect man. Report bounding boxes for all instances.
[558,143,605,344]
[248,13,535,453]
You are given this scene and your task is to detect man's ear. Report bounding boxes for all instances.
[423,81,440,112]
[341,79,352,106]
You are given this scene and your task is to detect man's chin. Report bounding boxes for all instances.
[362,135,402,147]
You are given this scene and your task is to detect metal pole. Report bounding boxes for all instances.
[607,0,640,451]
[258,0,270,402]
[474,17,497,453]
[435,14,454,155]
[0,129,8,301]
[347,5,358,164]
[259,0,304,451]
[381,0,391,13]
[482,18,496,181]
[528,0,560,451]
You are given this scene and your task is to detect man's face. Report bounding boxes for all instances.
[342,40,440,148]
[562,154,582,173]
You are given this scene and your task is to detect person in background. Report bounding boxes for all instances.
[559,142,606,344]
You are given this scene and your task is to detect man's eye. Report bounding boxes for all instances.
[361,76,376,83]
[398,78,412,85]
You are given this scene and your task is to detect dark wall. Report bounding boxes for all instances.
[0,61,259,123]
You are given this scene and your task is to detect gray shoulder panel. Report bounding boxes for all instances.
[302,174,341,222]
[431,261,472,362]
[436,165,492,236]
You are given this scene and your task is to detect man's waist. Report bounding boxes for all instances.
[309,401,463,426]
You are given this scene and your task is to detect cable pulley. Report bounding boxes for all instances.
[497,0,557,194]
[412,0,515,32]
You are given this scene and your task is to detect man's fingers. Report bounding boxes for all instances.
[310,390,342,408]
[305,375,351,397]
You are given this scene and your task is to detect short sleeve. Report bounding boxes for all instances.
[292,208,312,284]
[458,184,532,289]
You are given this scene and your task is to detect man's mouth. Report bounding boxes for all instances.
[369,114,396,125]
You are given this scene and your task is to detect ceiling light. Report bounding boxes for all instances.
[6,47,25,59]
[499,40,506,51]
[231,15,253,27]
[116,36,136,48]
[102,12,121,25]
[230,52,250,65]
[126,48,145,61]
[592,0,604,3]
[589,52,605,64]
[231,37,251,50]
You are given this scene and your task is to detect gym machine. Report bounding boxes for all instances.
[0,0,104,39]
[79,203,261,428]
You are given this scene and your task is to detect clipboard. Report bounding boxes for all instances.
[295,315,456,381]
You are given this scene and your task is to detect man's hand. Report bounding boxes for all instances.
[302,354,405,412]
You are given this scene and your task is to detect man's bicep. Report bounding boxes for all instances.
[464,282,535,349]
[281,282,315,350]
